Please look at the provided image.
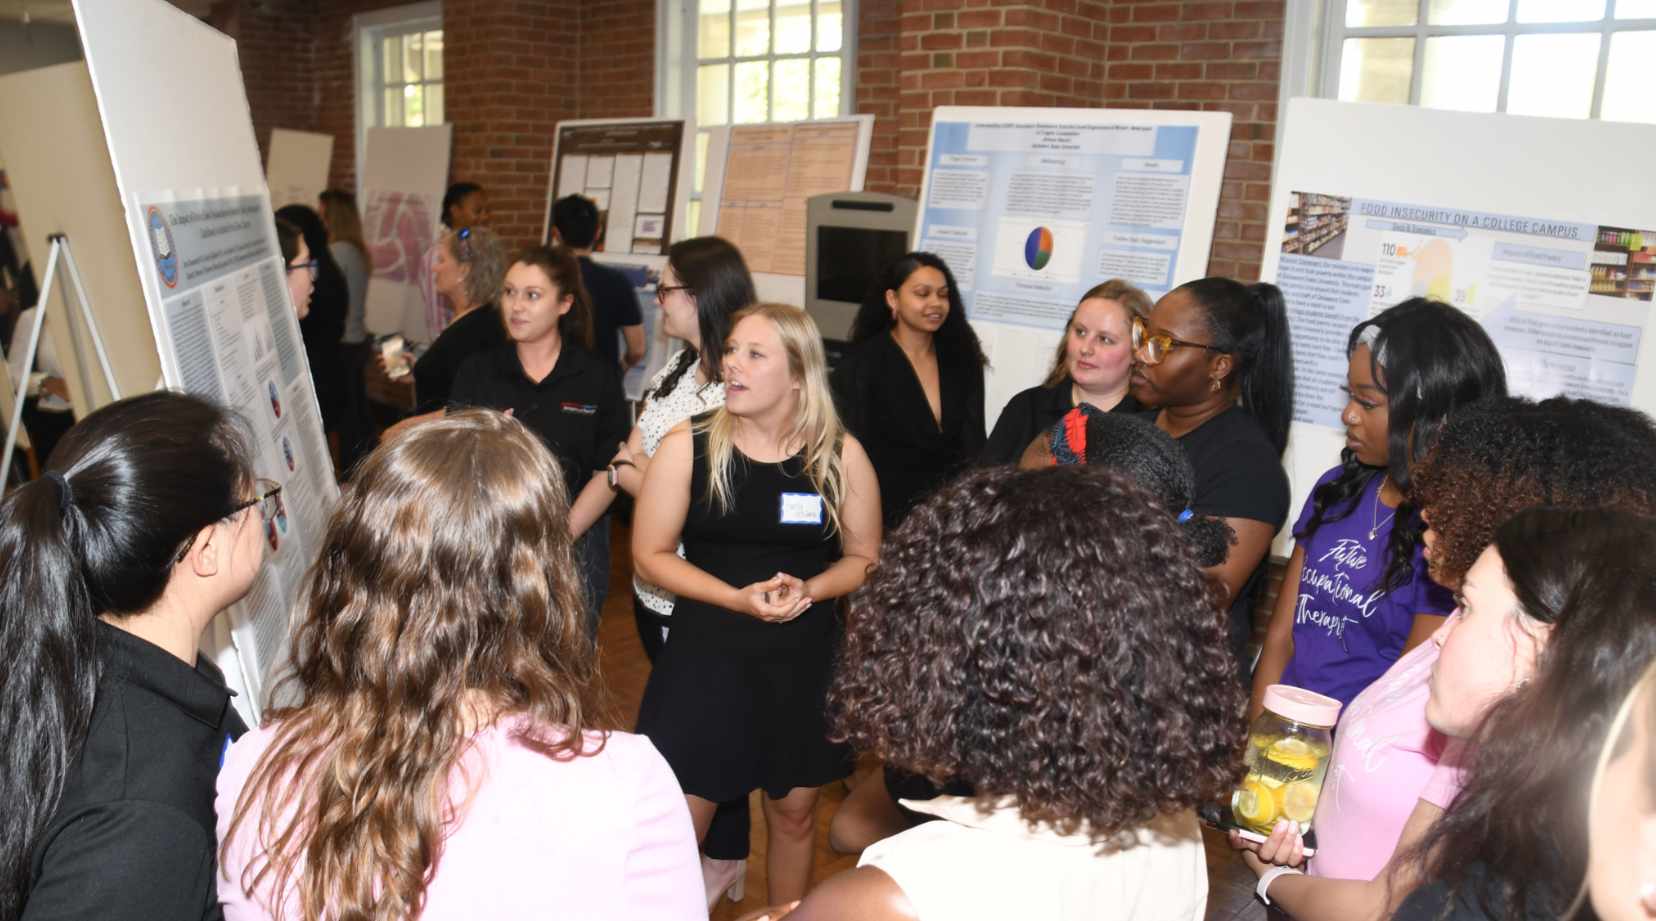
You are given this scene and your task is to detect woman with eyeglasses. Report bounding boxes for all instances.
[1128,277,1295,673]
[982,278,1152,465]
[276,217,313,318]
[276,205,349,458]
[0,391,268,920]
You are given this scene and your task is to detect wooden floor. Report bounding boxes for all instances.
[594,521,1264,921]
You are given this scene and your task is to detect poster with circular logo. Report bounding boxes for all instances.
[147,206,179,289]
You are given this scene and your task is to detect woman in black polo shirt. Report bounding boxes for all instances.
[0,391,267,920]
[450,245,628,640]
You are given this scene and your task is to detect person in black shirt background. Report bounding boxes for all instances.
[275,205,347,453]
[1128,277,1294,674]
[451,245,628,641]
[982,278,1152,465]
[0,391,266,920]
[550,194,645,374]
[830,251,986,531]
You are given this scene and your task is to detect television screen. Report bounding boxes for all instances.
[815,227,910,304]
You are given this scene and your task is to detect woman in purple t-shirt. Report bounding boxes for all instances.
[1249,298,1506,718]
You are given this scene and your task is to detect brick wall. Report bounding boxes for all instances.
[579,0,657,119]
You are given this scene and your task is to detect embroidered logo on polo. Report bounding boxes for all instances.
[560,402,598,415]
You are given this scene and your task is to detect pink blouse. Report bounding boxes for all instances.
[215,720,704,920]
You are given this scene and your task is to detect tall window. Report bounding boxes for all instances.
[354,3,444,192]
[1328,0,1656,122]
[665,0,855,233]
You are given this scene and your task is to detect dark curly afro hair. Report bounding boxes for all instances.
[830,464,1247,837]
[1411,395,1656,588]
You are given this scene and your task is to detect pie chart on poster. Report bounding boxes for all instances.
[1024,226,1054,271]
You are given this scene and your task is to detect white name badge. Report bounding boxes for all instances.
[779,492,824,526]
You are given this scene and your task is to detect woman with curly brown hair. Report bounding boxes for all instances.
[787,463,1246,921]
[215,411,703,920]
[1236,395,1656,921]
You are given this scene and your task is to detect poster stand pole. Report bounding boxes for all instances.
[2,232,121,480]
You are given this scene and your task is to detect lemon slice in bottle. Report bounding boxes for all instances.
[1280,781,1319,825]
[1234,778,1278,829]
[1266,737,1319,773]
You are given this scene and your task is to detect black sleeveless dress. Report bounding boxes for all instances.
[635,423,851,801]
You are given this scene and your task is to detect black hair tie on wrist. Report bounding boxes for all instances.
[44,471,73,515]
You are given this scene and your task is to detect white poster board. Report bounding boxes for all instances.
[1264,97,1656,551]
[545,118,693,257]
[360,124,451,340]
[266,128,334,211]
[915,106,1232,421]
[73,0,339,723]
[0,61,162,414]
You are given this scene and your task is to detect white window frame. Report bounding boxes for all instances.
[352,1,443,198]
[1294,0,1656,116]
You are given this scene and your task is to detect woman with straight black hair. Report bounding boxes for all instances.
[1128,276,1295,672]
[276,205,348,455]
[0,390,269,920]
[831,251,986,529]
[1250,298,1507,715]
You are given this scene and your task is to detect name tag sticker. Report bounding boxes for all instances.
[779,492,824,525]
[561,402,598,416]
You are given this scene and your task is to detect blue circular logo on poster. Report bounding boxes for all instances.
[147,206,179,289]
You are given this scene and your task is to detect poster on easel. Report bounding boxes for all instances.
[545,118,693,256]
[266,128,334,211]
[1263,97,1656,550]
[914,106,1232,420]
[72,0,338,722]
[361,124,451,341]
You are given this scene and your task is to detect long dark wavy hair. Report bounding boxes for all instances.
[831,464,1246,836]
[1408,507,1656,921]
[848,251,988,368]
[1411,396,1656,588]
[0,391,252,917]
[1301,298,1506,592]
[223,410,607,921]
[1174,277,1294,456]
[644,236,756,404]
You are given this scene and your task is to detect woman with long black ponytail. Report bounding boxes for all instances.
[0,390,267,920]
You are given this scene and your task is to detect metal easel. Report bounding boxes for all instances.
[3,232,120,479]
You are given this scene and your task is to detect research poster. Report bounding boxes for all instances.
[140,194,337,707]
[548,119,688,256]
[361,125,451,340]
[715,118,871,277]
[918,114,1228,331]
[1280,192,1648,428]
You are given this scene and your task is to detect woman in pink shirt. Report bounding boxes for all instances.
[1235,396,1656,919]
[215,410,703,921]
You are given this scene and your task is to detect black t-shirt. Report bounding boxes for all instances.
[412,304,507,413]
[982,376,1144,466]
[1176,404,1290,671]
[579,257,643,372]
[25,622,248,920]
[1393,865,1562,921]
[450,342,630,498]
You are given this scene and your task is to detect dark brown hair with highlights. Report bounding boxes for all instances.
[222,410,607,921]
[831,464,1246,836]
[513,244,594,352]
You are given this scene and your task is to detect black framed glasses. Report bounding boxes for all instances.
[1131,315,1225,366]
[173,478,282,564]
[286,259,318,276]
[654,284,692,304]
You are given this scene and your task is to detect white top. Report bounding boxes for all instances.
[859,797,1208,921]
[633,350,725,615]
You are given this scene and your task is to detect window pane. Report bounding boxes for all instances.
[776,0,812,54]
[404,32,423,82]
[382,35,402,83]
[813,56,842,118]
[1420,35,1503,112]
[1602,30,1656,122]
[1338,37,1414,104]
[384,88,405,127]
[1507,32,1600,117]
[424,30,443,81]
[694,130,710,196]
[687,200,703,238]
[426,83,444,125]
[1516,0,1606,21]
[1427,0,1510,24]
[698,63,729,126]
[735,0,770,57]
[1618,0,1656,17]
[1346,0,1417,26]
[817,0,842,52]
[772,58,810,121]
[699,0,730,58]
[734,59,769,122]
[404,84,424,127]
